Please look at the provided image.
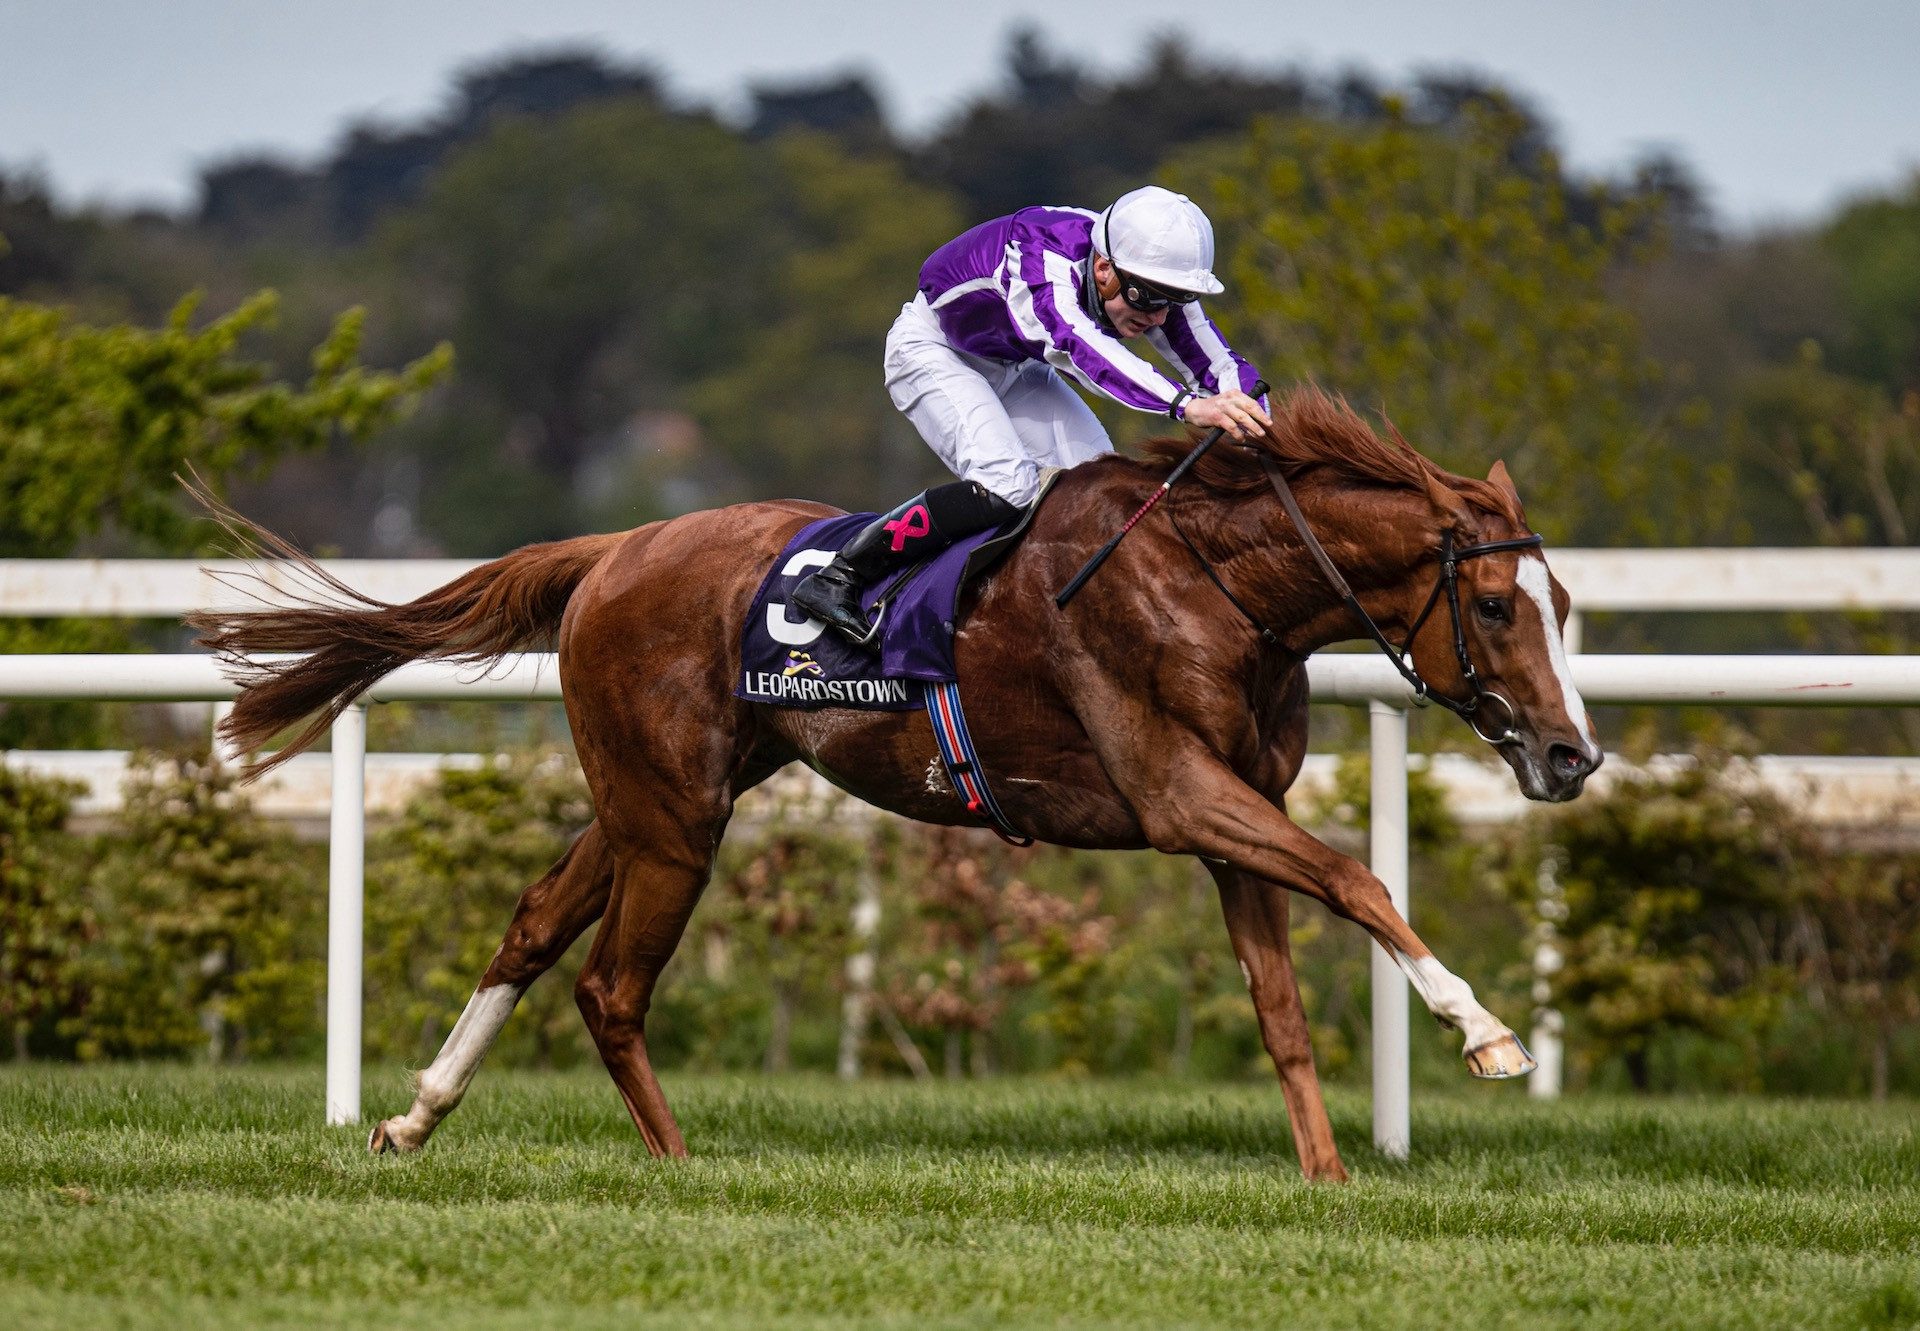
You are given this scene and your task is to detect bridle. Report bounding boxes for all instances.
[1166,450,1544,747]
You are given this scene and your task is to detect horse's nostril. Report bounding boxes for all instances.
[1546,742,1591,780]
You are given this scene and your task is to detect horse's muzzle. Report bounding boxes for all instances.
[1547,741,1599,784]
[1507,734,1602,803]
[1539,739,1601,801]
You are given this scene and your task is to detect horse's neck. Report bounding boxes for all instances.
[1238,481,1438,656]
[1022,461,1435,658]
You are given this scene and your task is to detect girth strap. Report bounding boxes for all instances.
[926,680,1033,846]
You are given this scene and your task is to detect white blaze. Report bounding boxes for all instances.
[1516,556,1600,759]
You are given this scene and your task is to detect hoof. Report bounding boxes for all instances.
[1464,1032,1537,1079]
[368,1119,417,1155]
[1304,1159,1350,1184]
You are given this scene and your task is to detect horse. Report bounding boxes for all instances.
[192,386,1601,1182]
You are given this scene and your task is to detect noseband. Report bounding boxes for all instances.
[1166,451,1544,747]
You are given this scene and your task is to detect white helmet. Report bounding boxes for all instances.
[1093,185,1224,296]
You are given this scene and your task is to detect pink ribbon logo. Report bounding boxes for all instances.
[884,504,931,552]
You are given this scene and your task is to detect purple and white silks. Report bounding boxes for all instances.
[916,206,1264,416]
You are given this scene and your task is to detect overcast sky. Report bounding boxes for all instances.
[4,0,1916,227]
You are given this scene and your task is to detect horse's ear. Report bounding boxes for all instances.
[1422,467,1474,531]
[1487,459,1530,525]
[1487,460,1520,503]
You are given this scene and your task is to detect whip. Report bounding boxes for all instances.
[1054,379,1269,608]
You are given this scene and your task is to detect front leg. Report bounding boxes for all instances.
[1146,756,1533,1079]
[1212,864,1347,1181]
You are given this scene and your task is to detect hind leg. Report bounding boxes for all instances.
[573,835,723,1158]
[370,822,615,1154]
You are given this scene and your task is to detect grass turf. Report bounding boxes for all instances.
[1,1065,1917,1329]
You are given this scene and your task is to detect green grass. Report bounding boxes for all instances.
[2,1066,1917,1329]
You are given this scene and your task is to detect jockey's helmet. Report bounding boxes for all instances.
[1093,186,1225,297]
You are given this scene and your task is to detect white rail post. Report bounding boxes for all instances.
[325,704,367,1125]
[210,701,239,767]
[1530,605,1577,1099]
[1369,701,1410,1159]
[837,865,881,1080]
[1529,849,1567,1099]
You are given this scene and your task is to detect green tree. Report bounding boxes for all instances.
[1090,855,1260,1079]
[880,831,1130,1078]
[1822,174,1920,395]
[0,290,446,557]
[1805,846,1920,1099]
[687,133,964,510]
[76,751,322,1061]
[1000,874,1118,1077]
[0,174,95,296]
[380,101,778,547]
[0,284,448,746]
[710,780,866,1072]
[1723,343,1920,750]
[1167,100,1678,542]
[922,29,1314,229]
[1728,341,1919,550]
[0,766,89,1059]
[1500,752,1810,1090]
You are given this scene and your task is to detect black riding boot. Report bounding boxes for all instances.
[792,480,1020,647]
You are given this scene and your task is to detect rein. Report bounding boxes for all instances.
[1173,450,1543,747]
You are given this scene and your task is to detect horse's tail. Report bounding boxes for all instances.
[188,502,621,780]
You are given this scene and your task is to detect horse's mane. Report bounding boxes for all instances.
[1137,386,1524,528]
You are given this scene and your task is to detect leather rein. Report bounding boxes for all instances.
[1166,450,1544,747]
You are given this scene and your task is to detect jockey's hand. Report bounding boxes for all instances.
[1183,390,1271,441]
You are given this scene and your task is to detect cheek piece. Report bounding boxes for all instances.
[1172,448,1544,748]
[1387,529,1543,745]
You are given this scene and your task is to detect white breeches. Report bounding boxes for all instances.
[884,294,1113,507]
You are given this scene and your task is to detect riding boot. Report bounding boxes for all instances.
[792,480,1020,647]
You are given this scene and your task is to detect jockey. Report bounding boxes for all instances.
[792,184,1273,644]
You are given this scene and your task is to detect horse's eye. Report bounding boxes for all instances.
[1476,598,1509,624]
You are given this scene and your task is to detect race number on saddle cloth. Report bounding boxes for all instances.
[737,497,1034,710]
[741,515,960,709]
[738,495,1047,844]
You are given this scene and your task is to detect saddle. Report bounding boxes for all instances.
[736,471,1058,712]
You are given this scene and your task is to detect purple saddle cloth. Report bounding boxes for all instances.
[736,513,1004,711]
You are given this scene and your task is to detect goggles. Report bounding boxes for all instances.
[1115,269,1200,313]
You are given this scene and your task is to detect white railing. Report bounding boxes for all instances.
[4,554,1916,1152]
[5,651,1919,1154]
[8,549,1920,617]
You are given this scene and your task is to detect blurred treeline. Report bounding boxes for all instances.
[3,32,1914,561]
[3,747,1913,1095]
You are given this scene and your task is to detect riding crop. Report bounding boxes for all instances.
[1054,379,1269,608]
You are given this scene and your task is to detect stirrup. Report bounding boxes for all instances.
[820,598,883,650]
[846,599,886,647]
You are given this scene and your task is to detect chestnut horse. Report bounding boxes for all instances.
[194,387,1600,1182]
